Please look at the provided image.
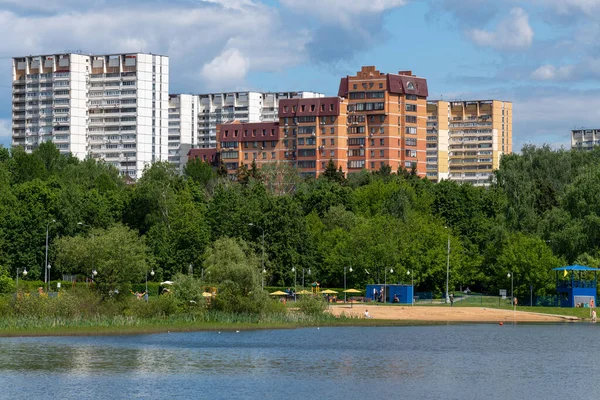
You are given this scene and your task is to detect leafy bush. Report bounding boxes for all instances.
[298,295,327,316]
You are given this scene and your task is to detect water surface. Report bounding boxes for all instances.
[0,324,597,399]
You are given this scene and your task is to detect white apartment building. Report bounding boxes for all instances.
[12,53,169,179]
[571,128,600,151]
[168,94,198,171]
[196,91,323,148]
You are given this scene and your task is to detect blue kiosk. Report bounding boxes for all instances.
[365,284,414,304]
[553,265,597,308]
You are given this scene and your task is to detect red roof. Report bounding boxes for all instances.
[278,97,342,117]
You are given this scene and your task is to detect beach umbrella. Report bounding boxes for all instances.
[160,281,174,285]
[202,292,213,297]
[297,290,312,295]
[270,290,288,296]
[321,289,338,294]
[343,288,362,308]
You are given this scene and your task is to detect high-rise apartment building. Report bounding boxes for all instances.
[196,91,324,149]
[338,66,428,176]
[168,94,198,171]
[425,101,449,182]
[571,129,600,151]
[12,53,169,178]
[426,100,512,185]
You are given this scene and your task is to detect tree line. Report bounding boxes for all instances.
[1,143,599,301]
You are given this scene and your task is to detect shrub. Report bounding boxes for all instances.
[298,295,327,316]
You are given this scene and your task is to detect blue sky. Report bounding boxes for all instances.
[2,0,600,150]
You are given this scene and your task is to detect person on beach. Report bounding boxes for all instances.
[449,293,454,307]
[592,310,597,323]
[364,309,373,319]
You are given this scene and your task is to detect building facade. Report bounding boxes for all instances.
[278,97,347,178]
[571,129,600,151]
[426,100,512,185]
[12,53,169,178]
[168,94,198,171]
[196,91,323,149]
[338,66,429,176]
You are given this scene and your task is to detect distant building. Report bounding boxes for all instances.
[168,94,198,172]
[196,91,324,149]
[338,66,429,176]
[426,100,512,186]
[571,129,600,151]
[11,52,169,179]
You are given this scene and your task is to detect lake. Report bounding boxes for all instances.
[0,323,598,399]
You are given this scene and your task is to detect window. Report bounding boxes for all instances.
[406,115,417,123]
[298,138,304,145]
[370,139,375,146]
[405,104,417,112]
[380,139,385,145]
[330,150,334,157]
[284,106,288,113]
[262,152,267,159]
[271,152,276,159]
[406,138,417,146]
[380,150,384,157]
[380,127,385,134]
[406,127,417,134]
[321,139,326,146]
[406,94,417,100]
[370,150,375,157]
[348,138,365,146]
[406,150,417,158]
[380,115,385,123]
[330,128,335,134]
[366,91,384,99]
[350,92,366,100]
[330,139,334,145]
[353,84,357,89]
[379,83,383,88]
[244,153,248,160]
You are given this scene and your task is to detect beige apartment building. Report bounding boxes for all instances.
[426,100,512,185]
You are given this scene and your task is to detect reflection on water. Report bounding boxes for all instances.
[1,324,600,399]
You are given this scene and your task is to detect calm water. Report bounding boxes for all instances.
[0,324,598,399]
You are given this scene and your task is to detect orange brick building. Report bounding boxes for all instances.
[278,97,347,178]
[189,66,430,178]
[338,66,428,175]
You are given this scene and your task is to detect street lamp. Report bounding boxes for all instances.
[78,222,95,287]
[344,266,353,303]
[508,272,514,311]
[248,223,265,289]
[16,268,27,297]
[46,264,52,293]
[302,268,311,288]
[407,270,414,305]
[384,268,393,303]
[44,219,56,290]
[445,226,450,304]
[291,267,297,301]
[146,269,154,302]
[262,267,267,290]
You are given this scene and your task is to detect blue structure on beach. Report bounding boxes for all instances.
[365,284,413,304]
[552,265,598,308]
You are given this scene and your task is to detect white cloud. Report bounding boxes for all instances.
[281,0,406,25]
[468,7,534,50]
[201,48,249,89]
[531,64,574,80]
[533,0,600,16]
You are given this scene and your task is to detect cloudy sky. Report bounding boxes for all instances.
[1,0,599,150]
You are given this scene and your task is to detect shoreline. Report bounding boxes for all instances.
[0,305,582,338]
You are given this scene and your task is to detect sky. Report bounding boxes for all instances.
[2,0,600,151]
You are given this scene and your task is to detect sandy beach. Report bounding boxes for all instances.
[327,304,578,322]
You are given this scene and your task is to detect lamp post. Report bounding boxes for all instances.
[46,263,51,293]
[383,268,393,303]
[248,223,265,289]
[78,222,95,288]
[16,268,27,297]
[508,272,514,315]
[344,266,353,303]
[445,226,450,304]
[292,267,297,301]
[407,270,413,305]
[146,269,154,302]
[44,219,56,290]
[302,268,311,288]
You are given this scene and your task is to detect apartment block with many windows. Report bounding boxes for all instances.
[445,100,512,185]
[12,53,169,179]
[196,91,324,149]
[278,97,348,178]
[338,66,428,176]
[425,101,449,182]
[168,94,198,171]
[217,121,282,174]
[571,128,600,151]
